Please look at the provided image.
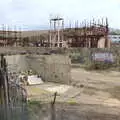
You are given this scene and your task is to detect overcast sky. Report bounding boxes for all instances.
[0,0,120,30]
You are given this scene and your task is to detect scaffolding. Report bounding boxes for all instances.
[64,18,110,48]
[49,16,64,48]
[0,25,22,47]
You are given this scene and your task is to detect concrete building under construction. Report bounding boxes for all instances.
[0,25,22,47]
[0,18,110,48]
[64,18,110,48]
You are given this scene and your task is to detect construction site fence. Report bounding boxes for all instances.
[0,80,27,120]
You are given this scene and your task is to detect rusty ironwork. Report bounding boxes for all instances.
[0,25,22,47]
[64,18,109,48]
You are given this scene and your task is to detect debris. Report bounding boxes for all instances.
[27,75,43,85]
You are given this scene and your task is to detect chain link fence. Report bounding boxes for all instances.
[0,54,28,120]
[0,80,28,120]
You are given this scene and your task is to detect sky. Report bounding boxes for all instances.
[0,0,120,30]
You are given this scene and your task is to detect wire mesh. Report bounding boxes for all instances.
[0,71,28,120]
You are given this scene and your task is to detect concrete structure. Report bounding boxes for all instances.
[64,18,110,48]
[98,37,111,48]
[5,54,71,84]
[0,18,110,48]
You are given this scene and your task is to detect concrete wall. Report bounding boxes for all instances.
[5,55,29,73]
[5,54,71,84]
[97,37,105,48]
[44,55,71,84]
[25,55,71,84]
[0,47,67,55]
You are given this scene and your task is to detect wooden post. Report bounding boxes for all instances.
[51,92,57,120]
[1,54,9,105]
[0,54,9,120]
[52,92,57,105]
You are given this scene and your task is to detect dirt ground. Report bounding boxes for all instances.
[27,68,120,105]
[26,67,120,119]
[28,103,120,120]
[71,68,120,105]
